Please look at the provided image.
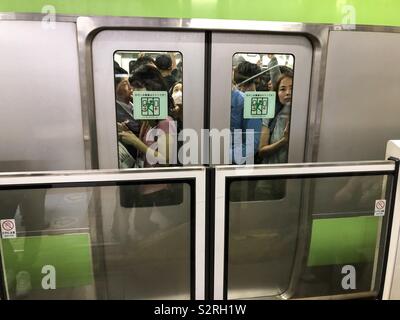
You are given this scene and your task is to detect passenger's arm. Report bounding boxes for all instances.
[258,123,288,158]
[119,130,169,163]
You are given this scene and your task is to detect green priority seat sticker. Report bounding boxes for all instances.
[0,233,94,297]
[133,91,168,120]
[244,91,276,119]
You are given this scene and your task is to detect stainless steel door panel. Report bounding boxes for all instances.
[92,30,205,169]
[210,32,313,164]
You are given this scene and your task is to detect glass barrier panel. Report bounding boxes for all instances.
[226,174,392,299]
[230,53,294,166]
[0,181,192,300]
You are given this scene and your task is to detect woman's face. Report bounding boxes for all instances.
[172,83,183,105]
[278,77,293,105]
[172,83,182,94]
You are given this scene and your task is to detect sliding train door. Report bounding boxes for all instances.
[210,33,313,299]
[92,29,205,169]
[90,30,206,299]
[210,32,312,164]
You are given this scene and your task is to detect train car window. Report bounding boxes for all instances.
[230,53,294,201]
[113,51,183,169]
[231,53,294,166]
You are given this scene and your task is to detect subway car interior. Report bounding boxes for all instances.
[2,0,400,301]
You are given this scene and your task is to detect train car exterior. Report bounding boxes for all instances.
[1,0,400,301]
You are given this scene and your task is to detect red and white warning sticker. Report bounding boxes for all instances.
[374,200,386,217]
[1,219,16,239]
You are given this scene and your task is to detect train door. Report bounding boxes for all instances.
[210,32,312,165]
[209,33,313,299]
[92,30,205,169]
[91,30,205,299]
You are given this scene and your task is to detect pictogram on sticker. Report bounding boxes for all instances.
[1,219,17,239]
[374,200,386,216]
[2,220,14,231]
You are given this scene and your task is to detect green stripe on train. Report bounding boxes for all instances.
[1,0,400,27]
[308,216,379,266]
[1,233,93,295]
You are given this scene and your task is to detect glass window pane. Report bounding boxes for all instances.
[114,51,183,168]
[230,53,294,167]
[0,181,192,300]
[226,174,392,299]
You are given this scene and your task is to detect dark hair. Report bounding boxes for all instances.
[256,71,271,91]
[129,56,156,75]
[233,61,261,86]
[114,62,129,87]
[130,64,167,90]
[279,65,294,77]
[155,54,172,71]
[274,73,293,92]
[129,64,174,113]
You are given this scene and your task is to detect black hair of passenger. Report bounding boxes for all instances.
[129,56,156,74]
[129,64,174,113]
[256,71,271,91]
[114,65,129,87]
[234,61,261,85]
[279,65,294,77]
[155,54,172,71]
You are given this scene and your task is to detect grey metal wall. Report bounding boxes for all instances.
[0,21,85,171]
[317,31,400,162]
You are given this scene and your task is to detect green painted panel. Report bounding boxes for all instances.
[308,216,380,266]
[1,233,94,295]
[1,0,400,27]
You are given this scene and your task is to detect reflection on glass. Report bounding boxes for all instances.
[230,53,294,166]
[0,182,192,300]
[114,51,183,169]
[226,174,391,299]
[106,182,191,300]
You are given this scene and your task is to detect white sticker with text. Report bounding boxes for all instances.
[374,200,386,216]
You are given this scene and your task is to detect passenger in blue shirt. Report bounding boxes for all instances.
[230,61,263,164]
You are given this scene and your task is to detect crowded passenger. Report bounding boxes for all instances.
[230,60,263,164]
[114,62,140,166]
[170,81,183,128]
[256,73,293,199]
[155,54,177,91]
[129,54,157,74]
[117,64,178,238]
[258,73,293,164]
